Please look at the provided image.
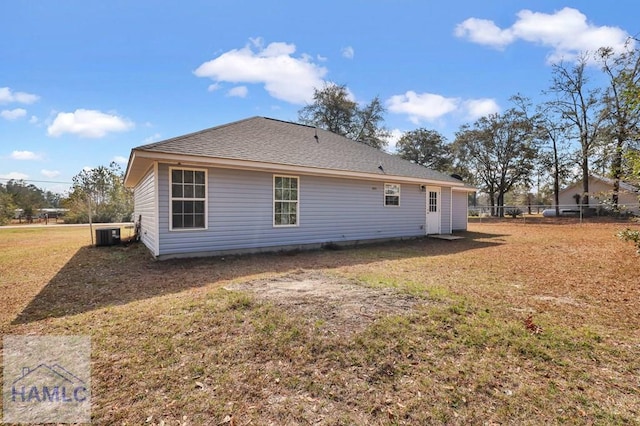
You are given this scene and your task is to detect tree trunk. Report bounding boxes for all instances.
[611,136,624,209]
[489,194,496,217]
[497,192,505,218]
[581,152,590,206]
[553,139,561,216]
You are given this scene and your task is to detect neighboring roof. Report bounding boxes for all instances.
[591,175,639,193]
[126,117,470,188]
[561,174,640,193]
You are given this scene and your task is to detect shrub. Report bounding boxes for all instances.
[618,228,640,254]
[505,208,523,218]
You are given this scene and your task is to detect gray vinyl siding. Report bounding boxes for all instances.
[134,167,158,255]
[157,163,428,257]
[452,191,469,231]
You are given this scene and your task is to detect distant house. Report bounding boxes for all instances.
[124,117,475,259]
[556,175,640,214]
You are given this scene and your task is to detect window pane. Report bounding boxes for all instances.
[274,177,298,225]
[386,196,399,206]
[171,169,206,229]
[194,171,205,184]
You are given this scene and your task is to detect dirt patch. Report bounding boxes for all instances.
[225,270,419,336]
[533,295,586,306]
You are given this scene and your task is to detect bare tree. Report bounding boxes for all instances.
[597,45,640,209]
[547,54,605,206]
[512,95,573,215]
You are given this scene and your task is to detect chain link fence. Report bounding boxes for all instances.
[469,203,640,224]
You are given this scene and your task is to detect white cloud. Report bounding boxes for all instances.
[112,155,128,164]
[341,46,355,59]
[1,108,27,120]
[0,87,40,104]
[47,109,134,138]
[227,86,248,98]
[207,83,221,92]
[455,7,632,63]
[455,18,515,49]
[462,99,501,120]
[387,91,459,124]
[0,172,28,180]
[194,39,328,104]
[10,150,42,160]
[82,166,93,172]
[387,91,501,124]
[41,169,60,178]
[29,115,38,124]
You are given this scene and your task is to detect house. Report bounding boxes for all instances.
[556,175,639,215]
[124,117,475,259]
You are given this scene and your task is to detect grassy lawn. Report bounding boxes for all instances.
[1,221,639,424]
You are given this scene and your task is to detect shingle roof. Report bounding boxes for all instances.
[591,175,639,193]
[134,116,464,185]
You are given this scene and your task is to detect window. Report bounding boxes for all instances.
[274,175,299,226]
[384,183,400,206]
[429,191,438,212]
[170,168,206,230]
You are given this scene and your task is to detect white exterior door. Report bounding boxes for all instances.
[426,187,441,235]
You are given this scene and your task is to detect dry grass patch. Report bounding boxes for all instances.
[1,221,639,424]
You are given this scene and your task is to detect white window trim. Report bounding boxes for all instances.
[273,174,300,227]
[384,183,401,207]
[169,166,208,231]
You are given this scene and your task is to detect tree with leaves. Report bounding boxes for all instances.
[298,83,390,149]
[0,188,17,225]
[453,109,538,217]
[3,180,46,213]
[63,162,133,223]
[396,128,452,171]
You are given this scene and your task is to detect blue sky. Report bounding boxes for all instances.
[1,1,638,194]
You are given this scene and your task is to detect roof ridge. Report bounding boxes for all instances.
[262,116,317,130]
